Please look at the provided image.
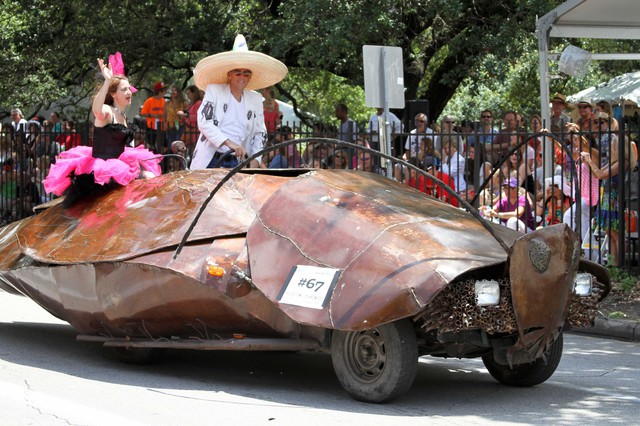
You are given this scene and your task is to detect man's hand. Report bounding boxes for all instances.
[224,140,246,159]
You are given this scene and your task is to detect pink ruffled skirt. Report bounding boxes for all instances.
[44,145,162,196]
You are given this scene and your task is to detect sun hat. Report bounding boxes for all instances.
[502,177,518,188]
[193,34,288,91]
[576,97,593,108]
[544,175,571,197]
[551,92,567,103]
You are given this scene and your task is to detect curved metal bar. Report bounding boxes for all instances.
[173,137,511,259]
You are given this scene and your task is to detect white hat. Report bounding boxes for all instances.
[193,34,288,91]
[544,175,571,197]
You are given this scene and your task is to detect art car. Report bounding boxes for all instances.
[0,164,610,403]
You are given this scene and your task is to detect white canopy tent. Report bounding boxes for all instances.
[536,0,640,171]
[568,70,640,107]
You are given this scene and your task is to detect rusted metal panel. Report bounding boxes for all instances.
[15,171,289,264]
[247,170,520,330]
[508,224,580,363]
[79,336,323,351]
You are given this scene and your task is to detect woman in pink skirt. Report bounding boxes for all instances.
[44,55,161,206]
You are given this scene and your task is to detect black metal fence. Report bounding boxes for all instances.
[2,117,639,274]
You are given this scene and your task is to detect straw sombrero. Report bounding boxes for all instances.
[193,34,288,91]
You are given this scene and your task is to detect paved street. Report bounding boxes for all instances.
[0,291,639,425]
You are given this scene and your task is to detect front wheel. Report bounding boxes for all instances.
[331,320,418,403]
[482,333,564,387]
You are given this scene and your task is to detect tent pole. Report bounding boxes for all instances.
[537,13,556,177]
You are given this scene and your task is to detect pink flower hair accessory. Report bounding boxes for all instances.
[108,51,137,93]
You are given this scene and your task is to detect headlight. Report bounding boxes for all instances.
[573,273,593,296]
[475,280,500,306]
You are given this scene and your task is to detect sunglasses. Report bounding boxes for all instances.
[444,120,455,124]
[416,119,426,123]
[481,115,492,118]
[578,105,590,109]
[594,120,608,124]
[230,69,252,77]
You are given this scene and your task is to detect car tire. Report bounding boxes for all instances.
[105,346,165,365]
[331,319,418,403]
[482,332,564,387]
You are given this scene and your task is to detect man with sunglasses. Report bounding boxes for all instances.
[404,113,437,160]
[190,34,288,169]
[576,98,595,134]
[467,109,497,148]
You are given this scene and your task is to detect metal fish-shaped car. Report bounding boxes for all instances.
[0,168,610,403]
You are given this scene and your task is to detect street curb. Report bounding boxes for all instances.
[569,317,639,342]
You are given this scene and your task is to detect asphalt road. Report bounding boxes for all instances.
[1,291,639,425]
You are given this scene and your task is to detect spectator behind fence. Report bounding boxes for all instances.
[576,98,595,134]
[368,107,402,149]
[25,120,41,160]
[177,85,203,151]
[190,34,287,170]
[515,112,526,132]
[468,109,497,148]
[335,103,358,143]
[550,93,570,135]
[512,130,537,196]
[463,144,492,199]
[536,175,571,228]
[276,125,304,168]
[487,111,517,166]
[440,134,466,193]
[562,123,600,241]
[141,81,168,152]
[10,108,28,134]
[43,57,161,206]
[261,87,280,135]
[1,161,17,223]
[438,115,464,154]
[332,148,349,169]
[595,100,619,131]
[49,111,63,136]
[262,139,288,169]
[483,177,535,233]
[593,111,614,168]
[355,150,384,175]
[580,122,637,263]
[404,113,437,160]
[169,140,190,171]
[404,156,458,206]
[56,120,82,150]
[164,86,185,146]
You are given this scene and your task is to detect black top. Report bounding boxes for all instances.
[92,124,134,160]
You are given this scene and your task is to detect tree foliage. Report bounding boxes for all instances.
[1,0,639,129]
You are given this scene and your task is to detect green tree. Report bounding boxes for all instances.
[2,0,639,129]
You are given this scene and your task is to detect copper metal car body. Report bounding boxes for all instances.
[0,166,610,403]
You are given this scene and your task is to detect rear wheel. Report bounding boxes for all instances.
[331,320,418,403]
[482,333,564,387]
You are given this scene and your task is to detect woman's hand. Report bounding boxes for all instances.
[97,58,113,81]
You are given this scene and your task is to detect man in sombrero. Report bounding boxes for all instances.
[190,34,288,169]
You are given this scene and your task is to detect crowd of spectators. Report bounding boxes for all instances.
[2,92,639,265]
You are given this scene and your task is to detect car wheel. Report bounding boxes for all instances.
[482,332,564,387]
[106,346,165,365]
[331,319,418,403]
